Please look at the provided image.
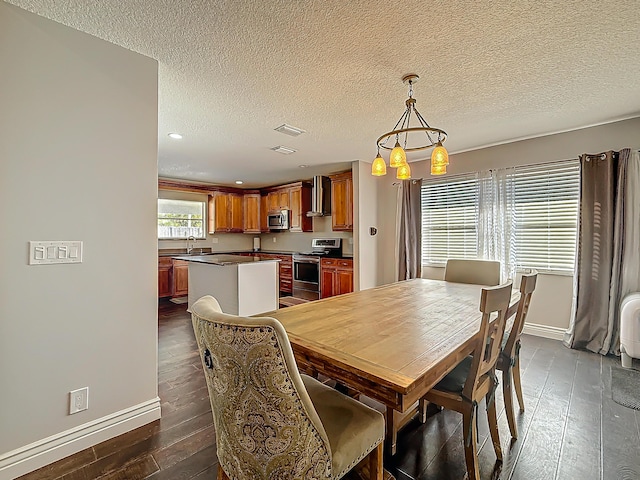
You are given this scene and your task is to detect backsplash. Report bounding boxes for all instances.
[158,216,353,254]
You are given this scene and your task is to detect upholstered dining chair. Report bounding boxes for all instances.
[419,282,513,480]
[497,271,538,439]
[190,295,385,480]
[444,259,501,286]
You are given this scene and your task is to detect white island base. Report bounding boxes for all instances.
[186,256,279,316]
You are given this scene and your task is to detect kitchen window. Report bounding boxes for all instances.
[158,199,206,239]
[421,160,580,275]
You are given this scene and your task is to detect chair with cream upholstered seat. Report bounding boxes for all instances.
[190,295,385,480]
[444,259,501,286]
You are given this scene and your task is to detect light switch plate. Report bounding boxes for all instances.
[29,241,83,265]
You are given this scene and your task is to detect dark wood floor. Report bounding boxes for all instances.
[18,300,640,480]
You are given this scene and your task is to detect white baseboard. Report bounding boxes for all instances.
[0,397,161,480]
[522,322,566,341]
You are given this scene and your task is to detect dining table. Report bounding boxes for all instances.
[266,278,520,455]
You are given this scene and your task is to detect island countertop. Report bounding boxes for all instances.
[173,254,281,266]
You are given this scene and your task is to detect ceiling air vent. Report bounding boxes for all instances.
[274,124,306,137]
[271,145,297,155]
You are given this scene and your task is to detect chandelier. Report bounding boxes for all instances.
[372,74,449,179]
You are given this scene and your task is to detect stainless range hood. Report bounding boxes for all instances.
[306,175,331,217]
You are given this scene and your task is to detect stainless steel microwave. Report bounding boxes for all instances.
[267,210,290,230]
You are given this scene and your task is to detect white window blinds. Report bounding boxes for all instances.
[508,161,580,272]
[421,174,479,264]
[420,160,580,274]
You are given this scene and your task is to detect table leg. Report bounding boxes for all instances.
[385,407,398,456]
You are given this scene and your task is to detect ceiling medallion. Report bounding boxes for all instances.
[372,74,449,179]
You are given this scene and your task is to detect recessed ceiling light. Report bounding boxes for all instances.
[235,180,243,185]
[270,145,297,155]
[168,133,183,139]
[299,165,308,168]
[274,124,306,137]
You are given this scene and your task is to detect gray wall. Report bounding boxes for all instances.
[0,4,159,477]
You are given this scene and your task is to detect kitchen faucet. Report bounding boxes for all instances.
[186,235,196,254]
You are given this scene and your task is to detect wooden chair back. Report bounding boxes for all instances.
[462,282,513,400]
[444,259,501,286]
[502,271,538,358]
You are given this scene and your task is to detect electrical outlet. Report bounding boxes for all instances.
[211,237,219,244]
[69,387,89,414]
[272,237,277,243]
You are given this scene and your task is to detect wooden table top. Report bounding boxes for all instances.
[267,278,519,412]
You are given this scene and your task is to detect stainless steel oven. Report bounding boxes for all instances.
[292,254,320,300]
[292,238,342,301]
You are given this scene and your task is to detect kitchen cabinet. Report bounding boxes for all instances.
[267,189,290,212]
[158,257,189,298]
[260,194,268,232]
[289,184,312,232]
[172,259,189,297]
[208,191,243,233]
[264,182,312,232]
[243,193,261,234]
[158,257,173,298]
[320,258,353,298]
[329,171,353,231]
[258,253,292,294]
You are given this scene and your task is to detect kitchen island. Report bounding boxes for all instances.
[175,254,280,316]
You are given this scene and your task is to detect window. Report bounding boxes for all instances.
[421,174,479,264]
[158,199,206,239]
[421,160,580,274]
[510,162,580,272]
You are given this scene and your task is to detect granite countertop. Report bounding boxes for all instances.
[159,248,353,259]
[173,254,281,266]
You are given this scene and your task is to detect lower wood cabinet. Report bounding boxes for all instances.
[320,258,353,298]
[158,257,189,298]
[158,257,173,298]
[256,253,292,294]
[172,259,189,297]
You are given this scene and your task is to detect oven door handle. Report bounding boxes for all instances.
[294,258,320,264]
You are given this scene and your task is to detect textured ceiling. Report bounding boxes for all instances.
[7,0,640,187]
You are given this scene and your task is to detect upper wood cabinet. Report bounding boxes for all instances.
[260,194,268,232]
[229,193,243,232]
[329,171,353,231]
[267,189,290,212]
[289,184,312,232]
[160,178,312,234]
[208,191,243,233]
[243,193,261,234]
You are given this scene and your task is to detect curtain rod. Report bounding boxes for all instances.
[392,178,423,186]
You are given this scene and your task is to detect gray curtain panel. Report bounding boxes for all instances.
[566,148,640,355]
[397,179,423,281]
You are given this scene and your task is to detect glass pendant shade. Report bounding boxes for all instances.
[389,141,407,168]
[431,161,447,175]
[431,144,449,166]
[396,162,411,180]
[372,74,449,178]
[371,153,387,176]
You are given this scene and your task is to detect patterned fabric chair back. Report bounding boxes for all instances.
[191,295,333,480]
